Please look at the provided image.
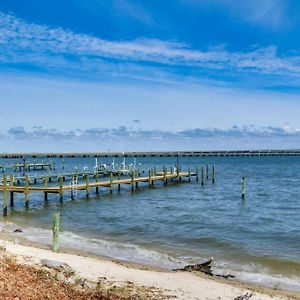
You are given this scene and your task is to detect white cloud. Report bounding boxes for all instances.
[0,12,300,77]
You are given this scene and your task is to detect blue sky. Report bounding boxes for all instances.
[0,0,300,151]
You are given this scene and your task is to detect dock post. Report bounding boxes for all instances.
[206,164,209,179]
[59,176,64,201]
[85,174,90,198]
[188,168,191,182]
[95,171,99,194]
[3,174,7,216]
[117,171,121,192]
[110,171,113,193]
[153,166,157,176]
[52,213,60,253]
[201,166,204,186]
[25,175,29,208]
[163,166,167,185]
[148,170,151,187]
[44,175,48,201]
[131,171,134,192]
[9,174,14,207]
[212,165,215,184]
[242,177,246,199]
[196,166,199,182]
[135,169,139,189]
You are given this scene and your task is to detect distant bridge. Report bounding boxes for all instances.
[0,149,300,158]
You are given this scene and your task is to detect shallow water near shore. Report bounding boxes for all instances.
[1,156,300,291]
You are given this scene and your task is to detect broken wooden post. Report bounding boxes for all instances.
[25,175,29,209]
[3,173,7,216]
[242,177,246,199]
[52,213,60,253]
[9,174,14,207]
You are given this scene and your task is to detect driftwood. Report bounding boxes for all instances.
[174,257,236,279]
[174,258,213,275]
[234,293,252,300]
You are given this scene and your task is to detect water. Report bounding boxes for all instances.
[1,156,300,291]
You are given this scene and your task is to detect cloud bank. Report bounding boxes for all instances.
[1,12,300,78]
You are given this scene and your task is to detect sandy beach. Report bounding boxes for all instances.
[0,236,299,300]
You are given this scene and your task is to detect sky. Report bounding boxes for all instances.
[0,0,300,151]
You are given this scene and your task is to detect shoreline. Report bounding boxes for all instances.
[0,231,299,299]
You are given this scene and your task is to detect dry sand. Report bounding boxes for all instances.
[0,238,299,300]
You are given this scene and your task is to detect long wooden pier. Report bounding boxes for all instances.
[0,167,200,216]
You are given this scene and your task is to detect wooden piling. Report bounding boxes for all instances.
[163,166,167,184]
[85,174,90,197]
[148,170,151,187]
[118,171,121,191]
[3,174,7,216]
[95,171,99,194]
[242,177,246,199]
[206,164,209,179]
[44,175,48,201]
[52,213,60,253]
[9,174,14,206]
[131,171,134,192]
[196,166,199,182]
[212,165,215,184]
[188,168,191,182]
[59,176,63,201]
[25,175,29,208]
[201,165,204,186]
[110,171,113,193]
[135,169,139,189]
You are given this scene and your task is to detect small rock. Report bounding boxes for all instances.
[41,259,73,274]
[13,229,22,233]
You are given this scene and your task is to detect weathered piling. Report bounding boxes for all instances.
[44,175,48,201]
[85,174,90,197]
[52,213,60,252]
[110,171,113,193]
[95,171,99,194]
[118,171,121,191]
[25,175,29,208]
[135,169,139,189]
[148,170,151,187]
[196,166,199,182]
[3,174,7,216]
[9,174,14,206]
[212,165,215,184]
[188,168,191,182]
[131,171,134,192]
[242,176,246,199]
[59,176,63,201]
[206,164,209,179]
[163,166,167,184]
[201,165,204,186]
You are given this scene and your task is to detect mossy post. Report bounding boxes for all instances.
[9,174,14,207]
[201,165,204,186]
[52,213,60,253]
[212,165,215,184]
[3,173,7,216]
[242,176,246,199]
[25,175,29,209]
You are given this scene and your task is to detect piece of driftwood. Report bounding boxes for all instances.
[174,258,213,275]
[234,293,252,300]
